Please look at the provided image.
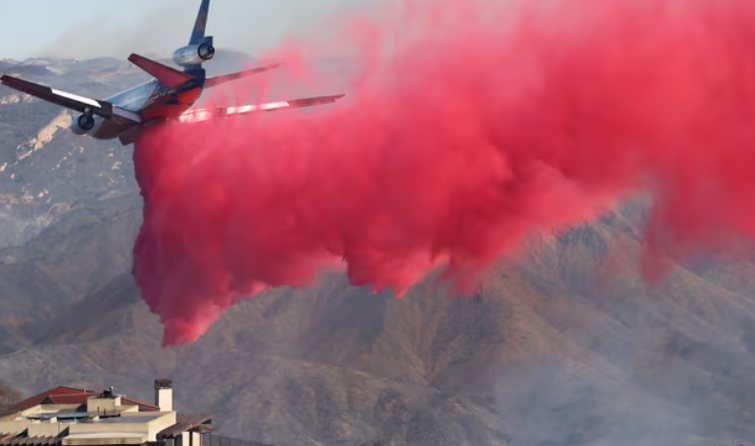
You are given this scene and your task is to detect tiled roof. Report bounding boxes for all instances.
[41,393,97,406]
[15,388,158,413]
[121,397,159,412]
[158,414,213,439]
[15,387,89,411]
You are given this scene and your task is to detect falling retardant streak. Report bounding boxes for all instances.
[133,0,755,345]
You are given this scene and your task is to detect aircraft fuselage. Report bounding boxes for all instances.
[0,0,345,146]
[89,77,206,140]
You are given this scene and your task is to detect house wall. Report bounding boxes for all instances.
[0,404,82,422]
[0,421,32,435]
[87,398,122,415]
[147,412,178,441]
[26,421,66,437]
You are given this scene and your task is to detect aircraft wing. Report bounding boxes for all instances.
[0,75,141,123]
[203,63,282,89]
[176,93,345,123]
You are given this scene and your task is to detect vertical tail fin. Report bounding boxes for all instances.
[189,0,211,45]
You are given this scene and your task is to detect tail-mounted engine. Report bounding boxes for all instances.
[173,37,215,67]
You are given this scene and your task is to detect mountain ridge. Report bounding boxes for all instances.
[1,53,754,445]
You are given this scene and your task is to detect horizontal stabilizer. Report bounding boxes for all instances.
[177,93,345,123]
[128,54,196,88]
[204,63,282,88]
[0,74,141,123]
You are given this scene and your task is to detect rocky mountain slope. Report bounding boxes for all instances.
[1,54,755,446]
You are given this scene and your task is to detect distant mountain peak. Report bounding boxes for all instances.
[16,110,71,160]
[0,95,34,105]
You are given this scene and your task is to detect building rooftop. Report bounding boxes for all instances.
[0,380,212,446]
[15,388,159,413]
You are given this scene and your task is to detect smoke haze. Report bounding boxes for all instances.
[34,0,383,60]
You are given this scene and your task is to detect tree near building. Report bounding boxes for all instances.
[0,380,21,417]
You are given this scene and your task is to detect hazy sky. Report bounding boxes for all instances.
[0,0,379,60]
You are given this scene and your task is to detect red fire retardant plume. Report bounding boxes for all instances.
[133,0,755,345]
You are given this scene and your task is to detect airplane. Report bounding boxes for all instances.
[0,0,345,146]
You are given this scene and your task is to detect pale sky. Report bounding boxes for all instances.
[0,0,380,60]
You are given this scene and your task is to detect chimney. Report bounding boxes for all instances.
[154,378,173,412]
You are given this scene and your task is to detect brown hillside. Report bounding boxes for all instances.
[1,54,754,446]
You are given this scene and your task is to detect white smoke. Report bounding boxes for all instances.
[33,0,383,60]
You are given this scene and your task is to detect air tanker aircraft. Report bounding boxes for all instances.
[0,0,345,146]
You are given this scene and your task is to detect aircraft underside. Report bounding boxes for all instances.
[0,0,346,147]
